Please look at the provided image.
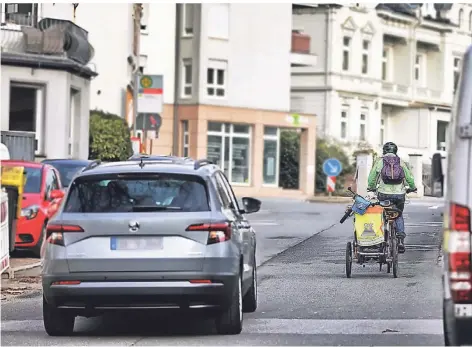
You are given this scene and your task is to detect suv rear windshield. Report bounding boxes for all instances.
[64,174,210,213]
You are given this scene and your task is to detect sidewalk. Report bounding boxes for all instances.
[1,257,42,301]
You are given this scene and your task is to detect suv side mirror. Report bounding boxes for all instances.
[50,189,65,200]
[431,153,444,197]
[241,197,261,214]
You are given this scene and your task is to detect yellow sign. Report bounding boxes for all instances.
[355,206,385,246]
[1,166,26,217]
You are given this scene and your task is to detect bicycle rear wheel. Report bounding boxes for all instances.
[346,242,352,278]
[392,236,398,278]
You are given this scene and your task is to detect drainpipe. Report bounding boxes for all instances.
[323,7,331,138]
[172,4,181,155]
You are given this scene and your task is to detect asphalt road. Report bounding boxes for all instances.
[1,198,444,346]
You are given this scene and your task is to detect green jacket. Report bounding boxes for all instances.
[367,154,416,194]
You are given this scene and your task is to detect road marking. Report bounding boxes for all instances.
[1,318,443,335]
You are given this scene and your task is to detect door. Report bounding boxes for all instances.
[215,171,253,285]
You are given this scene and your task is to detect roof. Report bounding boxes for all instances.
[1,52,98,79]
[2,160,44,168]
[77,160,219,178]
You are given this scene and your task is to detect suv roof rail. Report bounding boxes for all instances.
[194,158,213,170]
[82,159,101,172]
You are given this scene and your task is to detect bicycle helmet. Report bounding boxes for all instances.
[382,142,398,155]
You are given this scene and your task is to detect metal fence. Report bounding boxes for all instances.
[1,131,35,161]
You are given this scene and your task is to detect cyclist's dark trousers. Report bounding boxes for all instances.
[377,192,406,239]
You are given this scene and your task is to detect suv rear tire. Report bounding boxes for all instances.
[243,262,257,313]
[215,273,243,335]
[43,296,75,336]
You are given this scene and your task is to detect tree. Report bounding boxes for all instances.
[279,130,300,189]
[89,110,133,161]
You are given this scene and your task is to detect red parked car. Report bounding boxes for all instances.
[2,160,65,256]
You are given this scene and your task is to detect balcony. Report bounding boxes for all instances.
[290,30,317,67]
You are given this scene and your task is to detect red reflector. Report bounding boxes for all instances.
[450,252,471,272]
[47,224,84,233]
[189,280,212,284]
[52,280,81,285]
[451,203,471,231]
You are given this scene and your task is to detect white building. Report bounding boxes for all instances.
[291,3,472,163]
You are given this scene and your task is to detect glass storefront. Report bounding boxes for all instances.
[207,122,251,184]
[263,127,280,185]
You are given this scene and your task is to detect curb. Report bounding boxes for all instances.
[306,198,351,204]
[2,261,42,279]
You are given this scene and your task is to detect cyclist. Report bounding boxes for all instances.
[367,142,417,253]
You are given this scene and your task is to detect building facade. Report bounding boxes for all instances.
[291,3,472,163]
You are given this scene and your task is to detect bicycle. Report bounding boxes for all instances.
[340,187,414,278]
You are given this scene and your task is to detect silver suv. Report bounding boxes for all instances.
[42,156,261,336]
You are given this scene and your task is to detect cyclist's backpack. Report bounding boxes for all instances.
[380,156,405,184]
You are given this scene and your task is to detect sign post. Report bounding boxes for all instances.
[322,158,343,197]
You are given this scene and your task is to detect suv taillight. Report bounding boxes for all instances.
[46,224,84,246]
[447,203,472,302]
[186,222,232,244]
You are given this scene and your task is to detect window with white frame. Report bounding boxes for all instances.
[340,110,348,139]
[381,47,390,81]
[182,120,189,157]
[9,83,45,155]
[459,9,464,29]
[453,57,461,94]
[3,3,39,26]
[342,36,351,71]
[263,127,280,186]
[182,4,194,36]
[361,40,370,74]
[380,118,385,145]
[414,54,425,85]
[437,120,448,151]
[206,60,227,97]
[182,59,192,97]
[359,112,367,141]
[207,122,251,184]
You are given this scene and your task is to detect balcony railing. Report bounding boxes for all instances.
[291,31,310,54]
[381,82,410,96]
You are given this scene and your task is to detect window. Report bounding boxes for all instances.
[207,4,229,39]
[380,118,385,145]
[207,60,227,97]
[213,173,232,208]
[437,121,448,151]
[453,57,461,94]
[469,12,472,31]
[182,120,189,157]
[382,47,390,81]
[414,54,425,85]
[263,127,280,186]
[9,84,45,155]
[207,122,251,184]
[459,9,464,29]
[64,175,210,213]
[4,3,38,26]
[182,59,192,97]
[342,36,351,71]
[217,172,241,211]
[361,40,370,74]
[359,113,367,141]
[341,110,348,139]
[182,4,194,36]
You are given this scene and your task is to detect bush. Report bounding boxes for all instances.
[89,110,133,161]
[279,130,300,189]
[315,138,353,193]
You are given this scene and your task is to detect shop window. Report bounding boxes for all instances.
[207,122,251,184]
[263,126,279,186]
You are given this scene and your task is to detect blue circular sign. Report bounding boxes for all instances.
[323,158,343,177]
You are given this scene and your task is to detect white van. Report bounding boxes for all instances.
[441,45,472,346]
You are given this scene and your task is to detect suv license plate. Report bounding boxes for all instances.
[110,237,163,251]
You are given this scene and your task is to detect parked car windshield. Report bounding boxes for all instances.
[64,174,210,213]
[44,162,88,187]
[23,167,42,194]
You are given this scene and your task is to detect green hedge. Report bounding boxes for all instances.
[279,130,300,189]
[89,110,133,162]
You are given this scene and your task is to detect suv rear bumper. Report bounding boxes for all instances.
[444,299,472,345]
[43,272,238,311]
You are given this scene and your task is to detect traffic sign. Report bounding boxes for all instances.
[323,158,343,177]
[327,176,336,193]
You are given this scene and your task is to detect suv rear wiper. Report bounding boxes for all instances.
[132,205,182,212]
